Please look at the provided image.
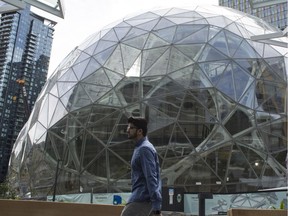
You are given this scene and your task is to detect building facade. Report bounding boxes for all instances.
[219,0,287,30]
[0,5,55,181]
[8,6,287,198]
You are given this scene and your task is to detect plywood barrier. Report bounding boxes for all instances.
[0,199,124,216]
[227,208,287,216]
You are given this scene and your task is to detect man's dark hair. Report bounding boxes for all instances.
[128,116,148,136]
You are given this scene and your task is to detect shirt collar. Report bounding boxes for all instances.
[135,136,147,147]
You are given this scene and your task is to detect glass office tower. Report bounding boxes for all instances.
[219,0,287,30]
[8,5,287,197]
[0,5,55,182]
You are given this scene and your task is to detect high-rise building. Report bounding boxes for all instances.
[219,0,287,30]
[0,5,56,182]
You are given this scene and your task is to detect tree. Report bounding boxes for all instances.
[0,179,17,199]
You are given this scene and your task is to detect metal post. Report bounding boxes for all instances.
[198,192,213,216]
[52,159,61,201]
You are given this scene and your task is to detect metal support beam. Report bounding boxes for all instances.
[0,0,64,18]
[251,27,288,48]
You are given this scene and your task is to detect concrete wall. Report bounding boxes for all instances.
[227,208,287,216]
[0,199,124,216]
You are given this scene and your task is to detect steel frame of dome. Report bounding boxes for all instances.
[8,5,287,197]
[0,0,65,18]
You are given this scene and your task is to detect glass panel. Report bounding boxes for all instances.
[69,84,92,111]
[136,19,159,31]
[114,27,131,41]
[215,63,236,100]
[57,81,77,97]
[198,45,229,62]
[121,44,142,72]
[101,28,119,42]
[122,33,149,49]
[141,47,168,73]
[104,45,124,74]
[80,58,101,80]
[224,109,252,135]
[81,68,111,86]
[233,40,261,58]
[154,26,177,43]
[255,80,286,113]
[105,69,125,87]
[264,57,286,80]
[82,133,105,168]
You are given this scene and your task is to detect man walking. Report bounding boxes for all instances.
[121,116,162,216]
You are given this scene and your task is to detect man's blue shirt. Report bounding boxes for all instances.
[128,137,162,210]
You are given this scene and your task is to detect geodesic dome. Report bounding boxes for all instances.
[9,5,287,197]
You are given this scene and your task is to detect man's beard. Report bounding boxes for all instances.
[128,132,137,140]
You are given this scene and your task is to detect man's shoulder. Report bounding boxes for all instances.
[139,140,155,152]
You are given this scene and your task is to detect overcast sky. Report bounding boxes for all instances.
[46,0,219,78]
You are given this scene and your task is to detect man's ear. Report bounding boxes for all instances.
[137,128,143,135]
